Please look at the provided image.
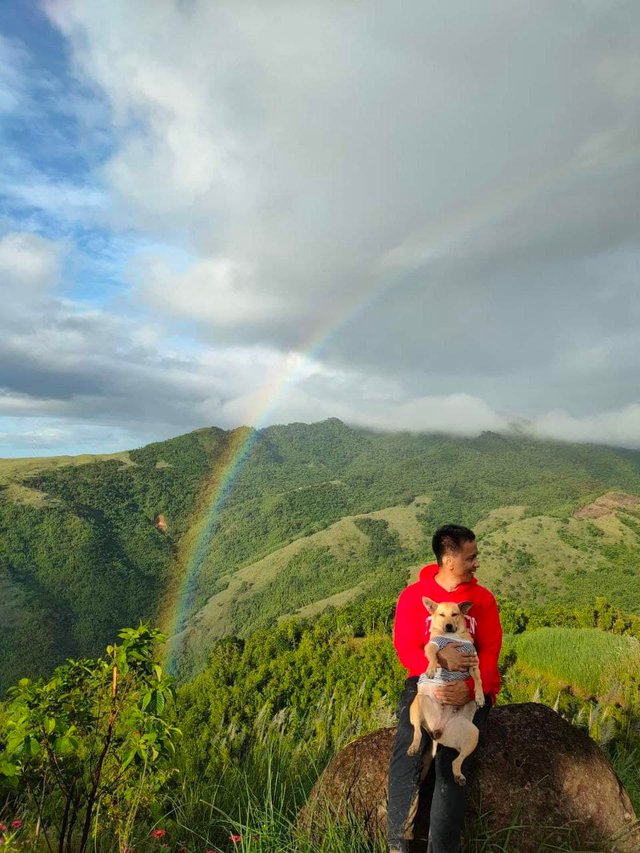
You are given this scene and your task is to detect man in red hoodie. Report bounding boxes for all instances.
[387,524,502,853]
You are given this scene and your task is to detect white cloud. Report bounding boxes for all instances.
[353,394,509,436]
[0,231,64,297]
[1,2,639,455]
[45,2,640,348]
[0,391,65,417]
[136,255,284,327]
[530,405,640,450]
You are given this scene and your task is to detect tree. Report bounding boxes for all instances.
[0,626,180,853]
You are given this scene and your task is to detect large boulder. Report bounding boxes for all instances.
[300,703,639,852]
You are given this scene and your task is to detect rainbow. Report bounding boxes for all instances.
[160,280,390,672]
[162,146,638,670]
[161,426,257,670]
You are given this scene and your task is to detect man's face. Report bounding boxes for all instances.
[443,539,479,584]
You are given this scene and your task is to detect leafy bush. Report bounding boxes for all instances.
[0,626,179,853]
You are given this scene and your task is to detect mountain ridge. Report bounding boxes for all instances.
[2,419,640,690]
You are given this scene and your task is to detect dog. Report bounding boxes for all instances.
[406,597,484,786]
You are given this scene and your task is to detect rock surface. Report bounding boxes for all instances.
[300,703,640,852]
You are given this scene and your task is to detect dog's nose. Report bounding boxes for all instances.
[445,623,454,632]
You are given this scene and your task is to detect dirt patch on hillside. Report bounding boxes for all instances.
[154,513,168,533]
[574,491,640,519]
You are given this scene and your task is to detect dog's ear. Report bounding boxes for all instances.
[458,600,474,614]
[422,597,438,614]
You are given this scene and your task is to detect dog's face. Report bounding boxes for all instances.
[423,597,472,634]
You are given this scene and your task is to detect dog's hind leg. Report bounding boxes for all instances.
[451,722,478,786]
[423,695,445,742]
[406,696,423,756]
[439,716,479,786]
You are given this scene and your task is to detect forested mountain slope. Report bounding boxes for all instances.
[2,418,640,691]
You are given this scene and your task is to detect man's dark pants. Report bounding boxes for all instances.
[387,677,490,853]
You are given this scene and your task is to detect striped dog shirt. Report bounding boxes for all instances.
[417,635,476,686]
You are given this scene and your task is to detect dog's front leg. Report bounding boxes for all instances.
[469,664,485,707]
[425,641,439,679]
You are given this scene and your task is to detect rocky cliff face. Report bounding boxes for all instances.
[301,703,639,852]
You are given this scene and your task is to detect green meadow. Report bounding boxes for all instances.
[508,627,640,701]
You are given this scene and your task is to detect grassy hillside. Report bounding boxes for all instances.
[167,497,427,672]
[3,419,640,689]
[0,429,231,689]
[507,627,640,701]
[175,487,640,676]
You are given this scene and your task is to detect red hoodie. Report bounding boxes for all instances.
[393,563,502,702]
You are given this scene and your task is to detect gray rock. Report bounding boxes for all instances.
[300,703,640,852]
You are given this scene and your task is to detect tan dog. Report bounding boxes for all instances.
[407,598,484,786]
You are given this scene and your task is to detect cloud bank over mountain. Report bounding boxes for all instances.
[0,1,639,454]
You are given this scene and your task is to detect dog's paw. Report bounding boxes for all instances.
[407,743,420,756]
[475,693,485,708]
[454,773,466,786]
[426,665,436,678]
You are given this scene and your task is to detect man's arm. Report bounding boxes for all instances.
[473,592,503,700]
[393,586,428,675]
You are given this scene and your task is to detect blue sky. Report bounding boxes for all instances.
[1,0,640,457]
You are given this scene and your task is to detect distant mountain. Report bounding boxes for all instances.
[2,419,640,691]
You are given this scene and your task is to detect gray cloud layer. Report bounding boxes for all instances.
[1,1,639,453]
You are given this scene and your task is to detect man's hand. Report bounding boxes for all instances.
[437,642,479,672]
[433,681,472,707]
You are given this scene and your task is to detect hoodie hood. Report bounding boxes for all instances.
[418,562,479,591]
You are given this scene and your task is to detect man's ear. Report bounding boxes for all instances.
[422,597,438,614]
[459,600,474,614]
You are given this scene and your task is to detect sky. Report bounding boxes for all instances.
[1,0,639,457]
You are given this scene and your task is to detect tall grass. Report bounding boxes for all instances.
[128,652,640,853]
[134,698,638,853]
[3,714,635,852]
[128,737,618,853]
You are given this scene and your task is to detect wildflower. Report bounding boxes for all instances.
[10,821,23,830]
[151,828,167,839]
[229,834,242,844]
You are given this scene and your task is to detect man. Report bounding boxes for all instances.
[387,524,502,853]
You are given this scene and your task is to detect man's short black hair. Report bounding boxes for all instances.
[432,524,476,566]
